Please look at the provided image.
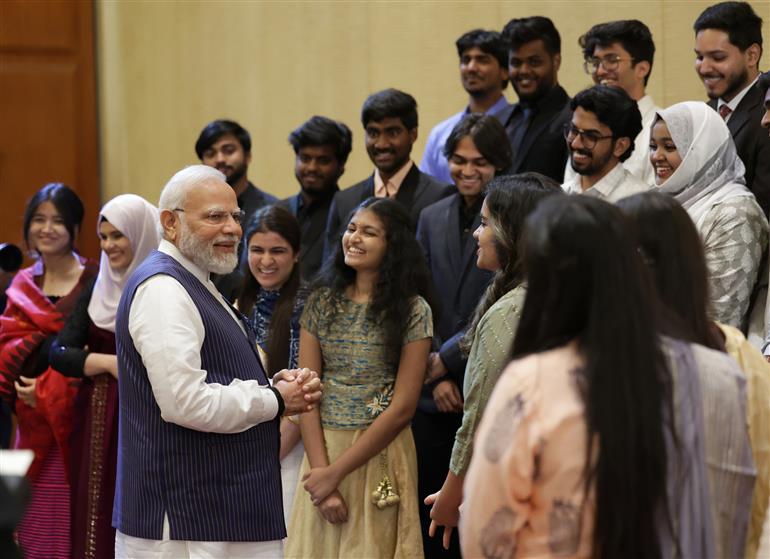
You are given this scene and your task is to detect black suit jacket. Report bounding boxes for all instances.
[323,164,453,260]
[505,84,571,183]
[416,194,493,386]
[709,83,770,215]
[278,189,337,283]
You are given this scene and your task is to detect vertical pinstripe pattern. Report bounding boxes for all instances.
[112,251,285,542]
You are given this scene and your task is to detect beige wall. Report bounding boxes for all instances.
[97,0,770,203]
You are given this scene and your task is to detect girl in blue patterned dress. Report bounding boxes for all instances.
[237,205,308,526]
[286,197,434,558]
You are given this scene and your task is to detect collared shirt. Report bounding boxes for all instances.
[718,77,760,122]
[118,239,281,552]
[562,161,650,203]
[563,94,659,187]
[420,95,512,184]
[374,159,413,198]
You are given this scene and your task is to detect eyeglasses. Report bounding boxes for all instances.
[173,208,246,226]
[583,54,635,74]
[563,124,613,149]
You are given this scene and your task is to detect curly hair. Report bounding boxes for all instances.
[460,173,563,353]
[314,197,435,351]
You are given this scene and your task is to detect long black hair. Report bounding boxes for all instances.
[239,205,302,377]
[511,195,671,559]
[315,197,435,351]
[617,191,724,351]
[460,173,563,353]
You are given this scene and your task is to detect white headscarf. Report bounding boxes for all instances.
[656,101,753,229]
[87,194,160,332]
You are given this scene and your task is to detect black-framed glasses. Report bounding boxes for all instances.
[583,54,635,74]
[173,208,246,226]
[563,124,613,149]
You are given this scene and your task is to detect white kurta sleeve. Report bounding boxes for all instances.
[128,274,279,433]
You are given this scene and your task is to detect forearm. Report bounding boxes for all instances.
[279,417,302,461]
[299,407,329,468]
[83,353,116,378]
[330,403,414,480]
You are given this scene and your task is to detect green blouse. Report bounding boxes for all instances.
[449,284,527,476]
[300,287,432,430]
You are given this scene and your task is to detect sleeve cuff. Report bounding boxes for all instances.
[267,385,285,419]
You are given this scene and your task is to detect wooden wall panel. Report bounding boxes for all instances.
[0,0,100,261]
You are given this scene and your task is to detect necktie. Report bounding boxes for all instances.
[718,104,732,120]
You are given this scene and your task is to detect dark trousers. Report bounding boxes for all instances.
[412,408,463,559]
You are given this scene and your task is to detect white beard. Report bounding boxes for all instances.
[177,221,239,275]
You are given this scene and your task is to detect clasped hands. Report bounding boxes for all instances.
[273,367,322,415]
[302,464,348,525]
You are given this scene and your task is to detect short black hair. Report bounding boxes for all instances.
[502,16,561,56]
[759,70,770,97]
[23,182,84,250]
[195,119,251,159]
[288,116,353,165]
[579,20,656,86]
[570,85,642,162]
[694,1,763,58]
[443,113,512,173]
[361,89,418,130]
[455,29,509,69]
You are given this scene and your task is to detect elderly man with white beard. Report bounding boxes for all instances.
[112,165,322,558]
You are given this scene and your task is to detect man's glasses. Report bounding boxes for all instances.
[583,54,635,74]
[563,124,613,149]
[173,208,246,226]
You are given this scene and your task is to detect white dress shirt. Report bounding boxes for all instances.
[564,94,659,187]
[116,239,282,558]
[562,161,650,203]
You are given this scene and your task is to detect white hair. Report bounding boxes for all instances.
[158,165,226,211]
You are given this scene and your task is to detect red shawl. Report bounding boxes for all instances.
[0,258,96,480]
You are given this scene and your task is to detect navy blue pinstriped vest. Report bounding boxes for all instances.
[112,250,285,542]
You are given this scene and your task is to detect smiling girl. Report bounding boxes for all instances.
[649,101,768,331]
[0,183,97,559]
[47,193,159,559]
[237,205,309,526]
[286,197,434,558]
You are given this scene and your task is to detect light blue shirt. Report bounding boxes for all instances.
[419,95,512,184]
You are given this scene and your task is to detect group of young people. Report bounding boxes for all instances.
[1,1,770,558]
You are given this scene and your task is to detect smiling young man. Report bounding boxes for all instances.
[279,116,352,282]
[324,89,451,259]
[562,85,649,202]
[420,30,511,184]
[694,1,770,215]
[501,16,572,182]
[195,119,278,300]
[563,20,658,187]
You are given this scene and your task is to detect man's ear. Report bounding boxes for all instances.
[160,209,179,242]
[612,136,632,160]
[410,128,418,143]
[745,43,762,70]
[553,52,562,72]
[634,60,651,83]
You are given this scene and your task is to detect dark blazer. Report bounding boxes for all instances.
[505,84,571,183]
[278,189,337,283]
[416,194,493,386]
[323,163,453,260]
[709,83,770,215]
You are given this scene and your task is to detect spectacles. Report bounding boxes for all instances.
[563,124,613,149]
[583,55,635,74]
[173,208,246,226]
